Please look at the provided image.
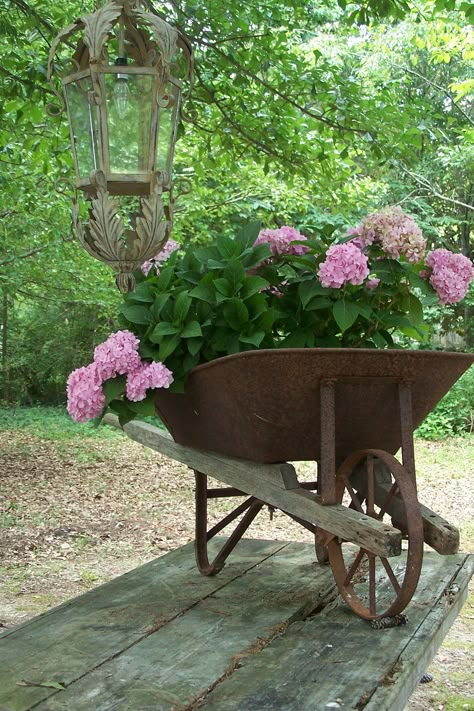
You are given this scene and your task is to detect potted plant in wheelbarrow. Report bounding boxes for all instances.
[67,207,474,620]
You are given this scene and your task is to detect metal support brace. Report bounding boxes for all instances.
[320,379,337,505]
[398,380,417,491]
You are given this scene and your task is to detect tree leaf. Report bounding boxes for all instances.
[224,258,245,288]
[241,275,269,299]
[156,266,176,293]
[120,304,153,325]
[158,335,181,361]
[240,330,265,347]
[103,375,126,406]
[16,680,65,690]
[149,322,180,341]
[181,321,202,338]
[214,278,232,297]
[187,337,203,355]
[151,293,171,320]
[223,298,249,329]
[129,395,156,416]
[298,280,329,308]
[189,283,215,302]
[333,300,360,332]
[235,221,261,248]
[127,282,154,303]
[173,292,192,324]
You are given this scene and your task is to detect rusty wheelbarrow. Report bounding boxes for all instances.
[109,348,474,621]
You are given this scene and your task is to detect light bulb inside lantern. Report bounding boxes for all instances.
[114,57,129,119]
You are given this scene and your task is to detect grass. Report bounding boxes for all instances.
[0,405,122,442]
[0,405,166,463]
[415,437,474,476]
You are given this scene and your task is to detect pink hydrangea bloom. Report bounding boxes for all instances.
[254,226,309,256]
[126,361,174,402]
[93,330,141,381]
[67,363,105,423]
[141,239,180,276]
[349,206,426,263]
[318,242,370,288]
[365,278,380,290]
[425,249,473,305]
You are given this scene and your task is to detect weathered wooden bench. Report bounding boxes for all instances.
[0,538,472,711]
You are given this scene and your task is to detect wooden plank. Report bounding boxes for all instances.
[0,538,289,710]
[1,541,471,711]
[194,553,473,711]
[104,415,402,558]
[364,556,473,711]
[24,543,339,711]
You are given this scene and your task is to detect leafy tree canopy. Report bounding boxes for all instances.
[1,0,473,401]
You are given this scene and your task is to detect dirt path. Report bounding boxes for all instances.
[0,428,472,709]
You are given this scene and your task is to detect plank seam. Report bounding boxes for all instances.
[170,582,341,711]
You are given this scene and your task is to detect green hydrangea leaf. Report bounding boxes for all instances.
[333,300,360,332]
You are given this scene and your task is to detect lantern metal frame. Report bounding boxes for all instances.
[47,0,193,292]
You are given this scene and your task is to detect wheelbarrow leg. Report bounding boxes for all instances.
[194,470,264,576]
[314,379,337,564]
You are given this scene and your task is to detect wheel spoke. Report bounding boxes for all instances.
[343,476,364,513]
[343,549,365,586]
[380,557,401,594]
[368,554,376,615]
[377,482,399,520]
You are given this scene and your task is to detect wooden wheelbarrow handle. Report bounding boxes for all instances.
[104,414,402,559]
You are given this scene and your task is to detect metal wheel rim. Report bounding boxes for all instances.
[327,448,424,620]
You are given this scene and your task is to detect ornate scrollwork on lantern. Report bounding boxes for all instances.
[72,171,170,292]
[47,0,193,292]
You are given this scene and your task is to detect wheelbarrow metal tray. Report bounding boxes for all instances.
[155,348,474,463]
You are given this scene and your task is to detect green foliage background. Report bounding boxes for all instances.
[0,0,473,426]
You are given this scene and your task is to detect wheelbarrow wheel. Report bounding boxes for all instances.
[326,449,424,620]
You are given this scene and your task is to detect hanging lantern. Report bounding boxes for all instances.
[47,0,193,292]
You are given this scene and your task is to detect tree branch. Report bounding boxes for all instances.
[193,64,299,166]
[198,38,368,135]
[162,0,368,136]
[396,164,474,212]
[0,245,50,267]
[400,66,474,128]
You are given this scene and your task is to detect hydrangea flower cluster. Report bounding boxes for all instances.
[94,330,141,380]
[349,206,427,263]
[318,242,370,288]
[67,330,173,423]
[254,226,308,256]
[126,362,174,402]
[66,364,105,423]
[141,239,180,276]
[424,249,473,305]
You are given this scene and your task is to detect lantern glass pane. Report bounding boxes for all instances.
[157,83,180,173]
[65,79,99,178]
[105,73,153,174]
